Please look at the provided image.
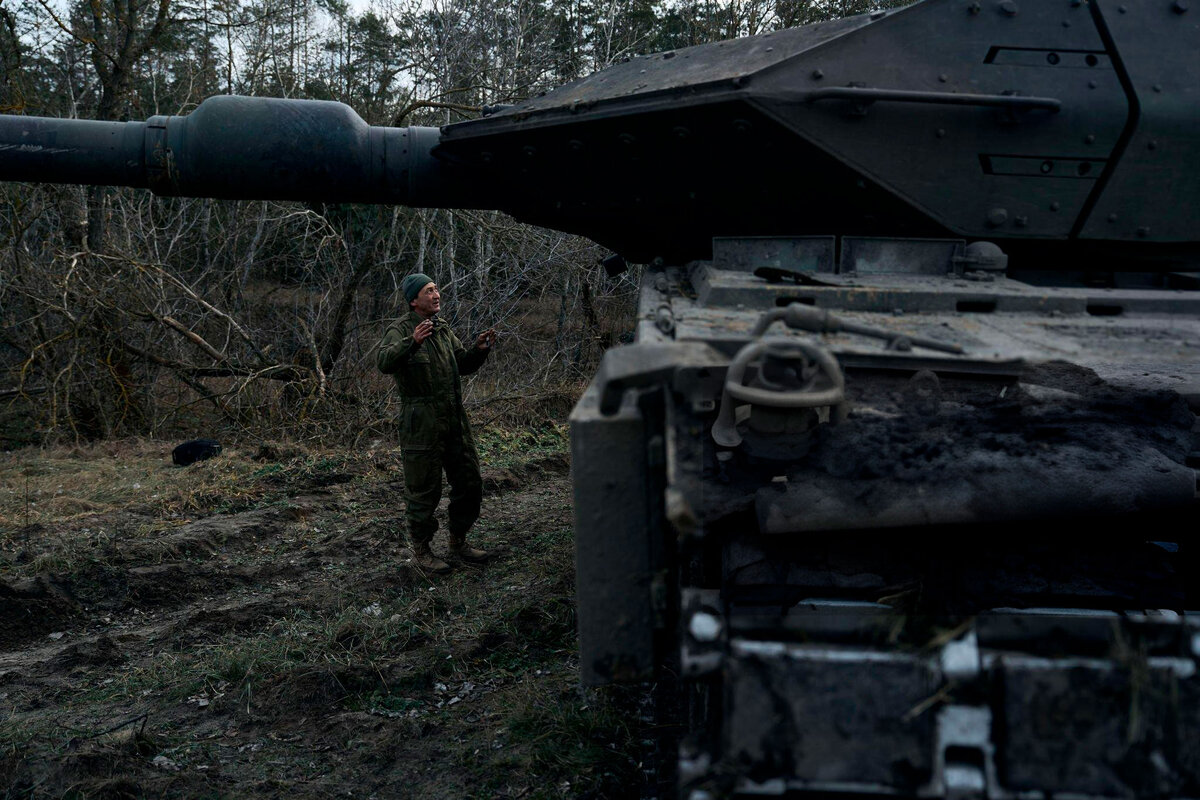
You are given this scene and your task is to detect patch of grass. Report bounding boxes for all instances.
[475,423,567,469]
[0,440,270,532]
[531,526,572,548]
[0,429,649,799]
[363,691,425,714]
[250,463,285,478]
[0,422,563,539]
[485,682,641,800]
[51,605,400,713]
[211,653,254,685]
[481,643,544,676]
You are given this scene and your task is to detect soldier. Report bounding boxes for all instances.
[378,273,498,573]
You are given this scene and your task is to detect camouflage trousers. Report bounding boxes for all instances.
[400,403,482,545]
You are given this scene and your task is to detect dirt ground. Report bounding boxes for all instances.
[0,434,651,799]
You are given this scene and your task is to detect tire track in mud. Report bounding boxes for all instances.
[1,505,306,653]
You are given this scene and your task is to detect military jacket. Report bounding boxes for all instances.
[377,311,487,449]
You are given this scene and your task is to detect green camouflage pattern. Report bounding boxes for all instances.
[378,311,488,544]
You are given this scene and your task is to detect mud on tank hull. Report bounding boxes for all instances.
[571,236,1200,799]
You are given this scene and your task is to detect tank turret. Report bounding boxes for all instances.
[3,0,1199,265]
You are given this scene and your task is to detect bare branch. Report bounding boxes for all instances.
[391,99,481,126]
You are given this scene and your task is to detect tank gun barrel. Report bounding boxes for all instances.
[0,95,482,208]
[0,116,151,189]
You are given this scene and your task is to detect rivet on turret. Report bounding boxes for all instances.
[987,208,1008,227]
[999,0,1018,15]
[1108,213,1119,223]
[968,1,981,13]
[1085,134,1096,144]
[1117,5,1127,12]
[936,128,947,138]
[939,74,948,82]
[522,145,537,158]
[1015,215,1029,228]
[1050,201,1061,211]
[1062,20,1071,27]
[812,69,824,79]
[1152,84,1163,92]
[1148,140,1159,150]
[1172,0,1189,13]
[1137,226,1150,237]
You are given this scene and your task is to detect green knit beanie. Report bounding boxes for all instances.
[402,273,434,305]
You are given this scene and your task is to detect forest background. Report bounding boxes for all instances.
[0,0,899,447]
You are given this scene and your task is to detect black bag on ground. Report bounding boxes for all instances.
[172,439,222,466]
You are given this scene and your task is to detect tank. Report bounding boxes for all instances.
[2,1,1199,798]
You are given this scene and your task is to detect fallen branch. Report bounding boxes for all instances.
[58,712,149,745]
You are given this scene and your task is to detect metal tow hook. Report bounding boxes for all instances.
[711,337,846,448]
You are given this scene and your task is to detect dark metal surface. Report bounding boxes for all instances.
[3,0,1199,264]
[448,16,875,122]
[0,96,466,205]
[570,384,659,684]
[573,248,1200,797]
[799,85,1062,110]
[1077,0,1200,242]
[748,0,1126,242]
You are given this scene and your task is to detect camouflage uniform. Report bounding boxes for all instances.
[377,311,488,545]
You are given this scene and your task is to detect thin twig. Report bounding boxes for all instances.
[58,713,150,742]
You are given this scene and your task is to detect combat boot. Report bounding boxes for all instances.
[412,541,451,574]
[449,532,490,564]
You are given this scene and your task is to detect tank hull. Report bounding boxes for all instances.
[572,236,1200,798]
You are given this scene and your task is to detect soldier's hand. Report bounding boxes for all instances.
[475,329,497,351]
[413,319,435,345]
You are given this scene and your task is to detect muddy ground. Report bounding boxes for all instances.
[0,434,651,799]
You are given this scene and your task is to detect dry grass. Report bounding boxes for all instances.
[0,422,573,536]
[0,440,284,535]
[0,428,646,800]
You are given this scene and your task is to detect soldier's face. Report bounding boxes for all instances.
[411,282,441,317]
